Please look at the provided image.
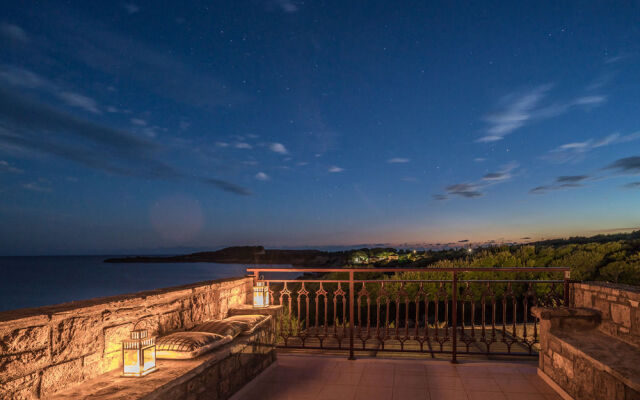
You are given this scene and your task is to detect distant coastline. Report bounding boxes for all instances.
[104,246,348,267]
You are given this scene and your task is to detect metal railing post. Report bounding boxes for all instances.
[348,270,355,360]
[451,271,458,364]
[563,270,571,307]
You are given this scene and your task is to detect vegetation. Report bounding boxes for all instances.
[344,230,640,285]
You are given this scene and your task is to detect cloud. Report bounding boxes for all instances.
[235,142,252,149]
[328,166,344,173]
[545,132,640,164]
[123,3,140,14]
[387,157,410,163]
[0,160,22,173]
[605,54,630,64]
[529,176,589,194]
[58,91,101,114]
[482,172,507,181]
[479,85,551,142]
[198,178,251,195]
[529,185,552,194]
[573,96,606,106]
[269,142,288,154]
[432,194,448,201]
[255,172,269,181]
[0,23,28,43]
[274,0,299,12]
[0,66,102,114]
[604,156,640,174]
[60,18,246,109]
[0,87,250,195]
[131,118,147,126]
[22,181,51,193]
[474,158,486,162]
[479,84,607,142]
[215,142,229,147]
[445,183,483,198]
[623,182,640,189]
[556,175,589,183]
[439,161,518,199]
[482,161,519,183]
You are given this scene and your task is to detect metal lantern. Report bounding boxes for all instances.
[253,279,269,308]
[122,327,158,377]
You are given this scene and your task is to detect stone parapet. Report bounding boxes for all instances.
[0,276,253,399]
[47,323,276,400]
[534,282,640,400]
[571,281,640,348]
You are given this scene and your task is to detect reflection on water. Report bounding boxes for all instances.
[0,256,295,311]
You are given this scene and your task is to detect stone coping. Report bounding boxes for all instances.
[574,281,640,298]
[553,328,640,393]
[46,331,259,399]
[531,306,600,320]
[0,275,252,322]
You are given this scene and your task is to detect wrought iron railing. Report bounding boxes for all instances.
[246,267,571,362]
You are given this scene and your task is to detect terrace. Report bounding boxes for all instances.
[1,267,639,400]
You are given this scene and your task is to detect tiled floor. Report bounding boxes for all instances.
[231,354,562,400]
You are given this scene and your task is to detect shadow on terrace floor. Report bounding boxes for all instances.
[231,354,562,400]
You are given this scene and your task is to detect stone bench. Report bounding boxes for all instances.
[45,307,280,400]
[533,306,640,400]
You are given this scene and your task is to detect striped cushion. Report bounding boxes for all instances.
[226,314,271,335]
[156,332,230,359]
[191,320,244,338]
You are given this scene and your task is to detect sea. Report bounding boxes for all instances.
[0,256,294,312]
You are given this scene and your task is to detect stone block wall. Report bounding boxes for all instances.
[572,281,640,347]
[154,325,277,400]
[0,276,253,399]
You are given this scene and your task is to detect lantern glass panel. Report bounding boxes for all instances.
[143,346,156,372]
[253,283,269,308]
[123,348,140,375]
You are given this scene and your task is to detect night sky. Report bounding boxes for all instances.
[1,1,639,255]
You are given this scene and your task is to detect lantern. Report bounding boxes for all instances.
[122,327,158,377]
[253,279,269,308]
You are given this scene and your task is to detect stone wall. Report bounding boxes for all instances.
[534,282,640,400]
[571,281,640,347]
[154,325,276,400]
[0,276,253,399]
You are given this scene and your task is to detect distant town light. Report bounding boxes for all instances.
[467,248,473,253]
[253,280,270,308]
[122,327,157,377]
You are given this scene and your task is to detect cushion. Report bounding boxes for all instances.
[226,314,272,335]
[156,332,230,359]
[190,319,245,338]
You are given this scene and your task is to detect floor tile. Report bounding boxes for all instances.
[393,387,430,400]
[496,377,540,393]
[526,376,556,394]
[355,385,393,400]
[394,372,428,389]
[425,364,459,377]
[333,372,363,385]
[428,388,469,400]
[317,384,357,400]
[359,372,395,387]
[505,393,547,400]
[425,375,463,389]
[233,355,559,400]
[462,377,501,392]
[467,391,508,400]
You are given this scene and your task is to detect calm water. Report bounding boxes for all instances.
[0,256,293,312]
